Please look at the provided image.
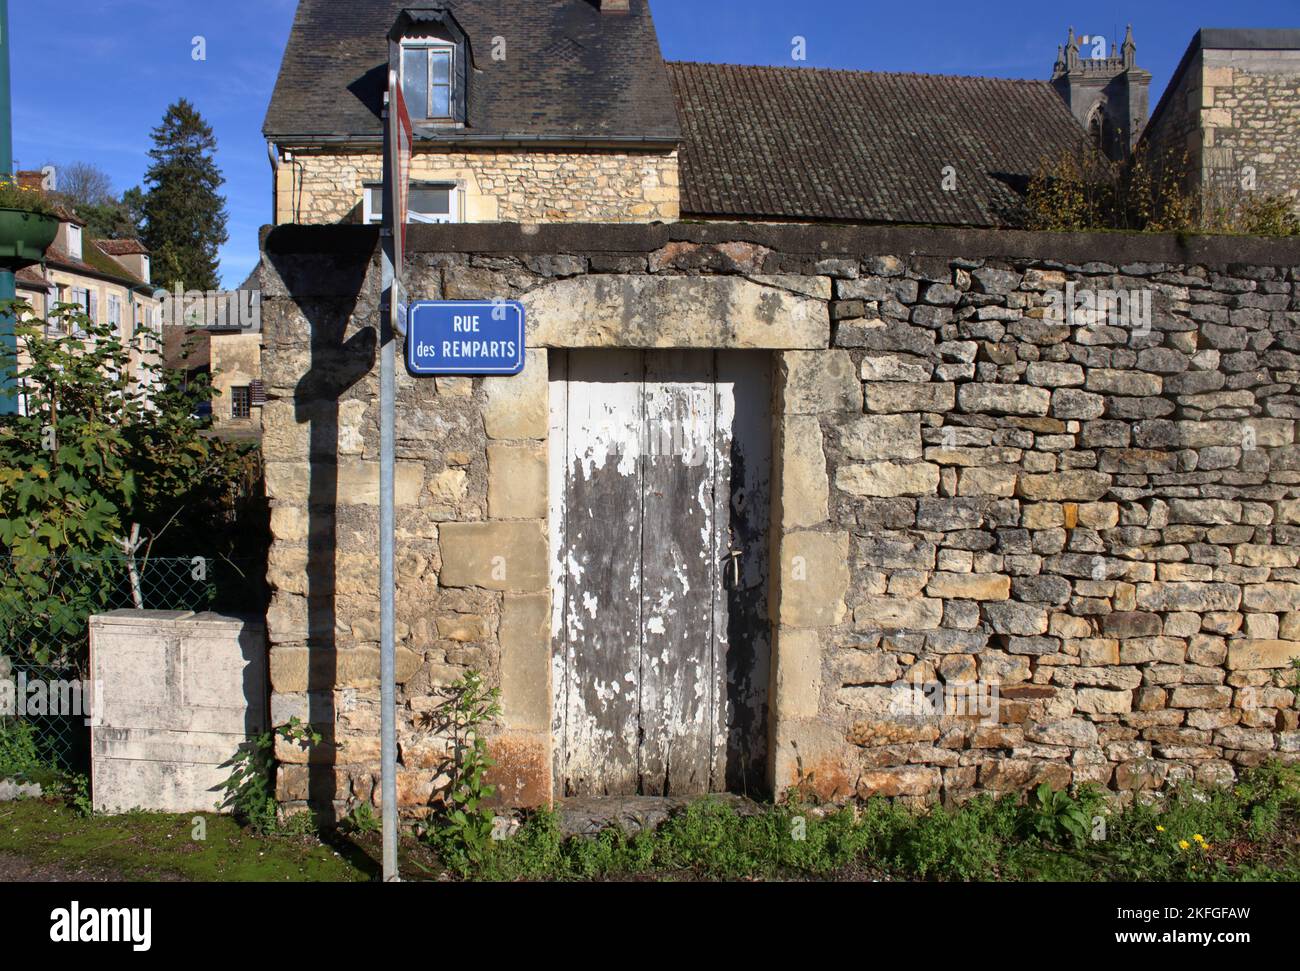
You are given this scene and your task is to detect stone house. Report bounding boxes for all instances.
[156,268,265,433]
[1141,29,1300,216]
[208,269,265,433]
[258,1,1300,819]
[263,0,681,226]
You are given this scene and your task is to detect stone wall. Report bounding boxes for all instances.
[1144,47,1300,213]
[260,222,1300,818]
[274,148,680,225]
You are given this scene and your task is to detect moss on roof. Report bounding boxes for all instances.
[80,239,147,288]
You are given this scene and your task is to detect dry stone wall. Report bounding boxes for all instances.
[798,248,1300,806]
[260,223,1300,818]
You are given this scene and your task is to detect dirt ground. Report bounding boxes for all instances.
[0,850,128,882]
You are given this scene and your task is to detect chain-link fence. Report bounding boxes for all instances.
[0,554,265,772]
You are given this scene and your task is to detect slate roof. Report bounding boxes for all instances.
[668,61,1092,227]
[162,325,211,373]
[263,0,680,145]
[96,238,150,256]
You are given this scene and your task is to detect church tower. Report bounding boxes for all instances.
[1051,25,1152,161]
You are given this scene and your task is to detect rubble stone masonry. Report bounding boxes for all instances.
[1144,47,1300,212]
[273,148,680,225]
[260,222,1300,818]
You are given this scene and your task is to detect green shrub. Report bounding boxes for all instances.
[0,303,264,668]
[0,718,44,782]
[0,180,58,217]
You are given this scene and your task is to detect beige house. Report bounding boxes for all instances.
[157,275,265,434]
[208,270,264,432]
[13,203,162,411]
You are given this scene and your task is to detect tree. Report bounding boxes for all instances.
[44,161,140,239]
[41,161,147,240]
[139,99,228,291]
[51,161,115,208]
[73,198,142,240]
[0,300,258,666]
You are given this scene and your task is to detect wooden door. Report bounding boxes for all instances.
[549,350,771,797]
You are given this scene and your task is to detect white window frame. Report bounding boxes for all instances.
[401,39,457,122]
[107,293,122,330]
[363,181,460,225]
[66,224,83,261]
[45,286,63,336]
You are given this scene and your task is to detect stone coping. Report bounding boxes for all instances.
[261,221,1300,267]
[89,610,265,629]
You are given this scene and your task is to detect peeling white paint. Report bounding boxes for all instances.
[550,350,773,796]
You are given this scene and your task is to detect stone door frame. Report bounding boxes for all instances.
[486,272,837,804]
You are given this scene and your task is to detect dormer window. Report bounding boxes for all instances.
[401,39,458,122]
[67,224,82,261]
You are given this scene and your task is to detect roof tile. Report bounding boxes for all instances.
[668,61,1090,227]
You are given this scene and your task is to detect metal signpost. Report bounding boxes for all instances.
[0,0,17,417]
[380,21,524,884]
[379,58,412,884]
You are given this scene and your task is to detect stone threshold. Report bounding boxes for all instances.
[551,793,768,838]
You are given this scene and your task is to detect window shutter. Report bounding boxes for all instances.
[88,290,99,323]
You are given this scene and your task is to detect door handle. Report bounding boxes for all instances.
[726,548,743,588]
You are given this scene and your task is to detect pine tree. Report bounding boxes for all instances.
[140,100,228,291]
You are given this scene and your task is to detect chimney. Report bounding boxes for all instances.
[601,0,631,12]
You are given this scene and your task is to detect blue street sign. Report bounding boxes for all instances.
[405,300,526,376]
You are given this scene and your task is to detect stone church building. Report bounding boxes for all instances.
[258,0,1300,816]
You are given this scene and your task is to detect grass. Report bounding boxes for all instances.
[460,761,1300,882]
[1,760,1297,882]
[0,799,372,882]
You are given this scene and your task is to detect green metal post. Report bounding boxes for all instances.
[0,0,16,416]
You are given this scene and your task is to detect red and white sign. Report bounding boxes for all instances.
[386,68,414,270]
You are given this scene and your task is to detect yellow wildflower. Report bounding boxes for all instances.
[1193,834,1204,843]
[1178,840,1190,850]
[1156,825,1165,832]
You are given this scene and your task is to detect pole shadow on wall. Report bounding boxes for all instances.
[265,228,377,825]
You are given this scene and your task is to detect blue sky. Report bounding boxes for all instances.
[10,0,1298,287]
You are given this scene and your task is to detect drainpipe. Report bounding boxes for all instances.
[0,0,16,416]
[266,140,280,225]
